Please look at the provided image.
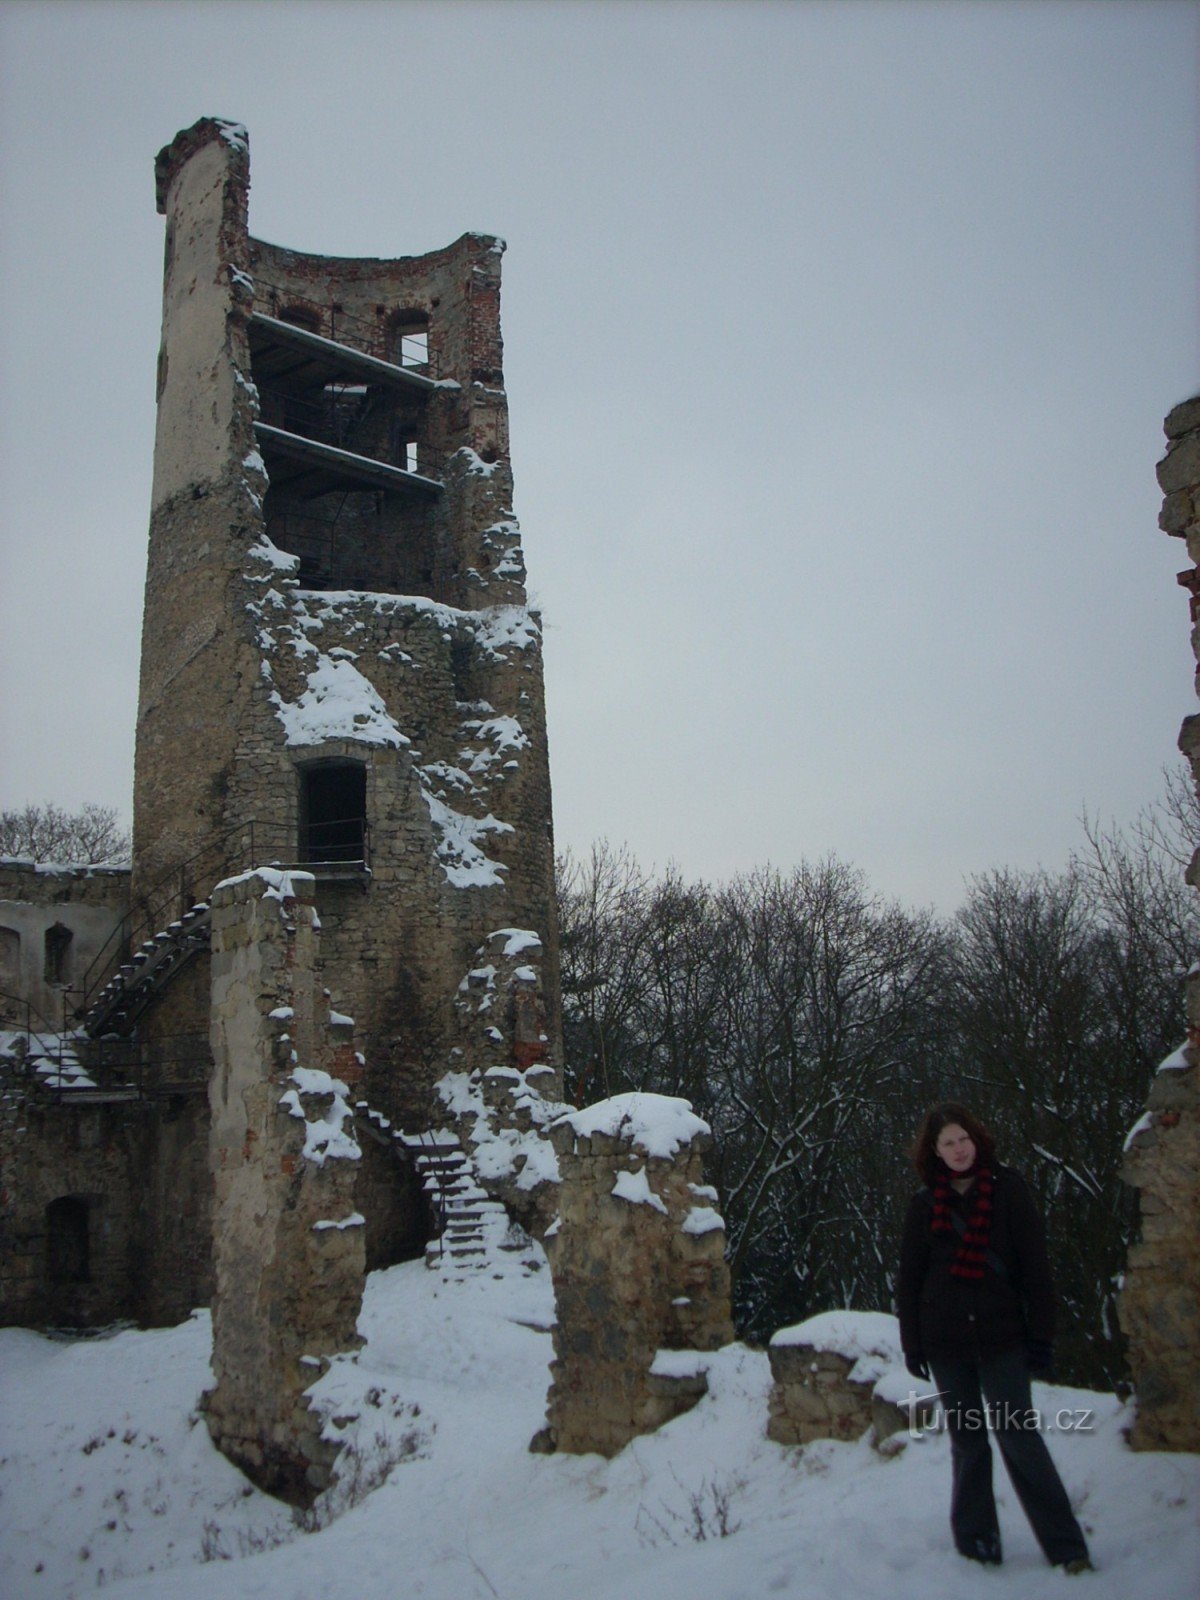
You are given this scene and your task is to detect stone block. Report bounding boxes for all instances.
[1158,431,1200,496]
[1165,397,1200,440]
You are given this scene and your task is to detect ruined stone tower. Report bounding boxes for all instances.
[0,117,565,1335]
[133,116,560,1123]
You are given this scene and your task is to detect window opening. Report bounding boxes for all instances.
[44,923,73,985]
[399,329,428,368]
[391,312,430,372]
[46,1196,90,1283]
[300,763,367,864]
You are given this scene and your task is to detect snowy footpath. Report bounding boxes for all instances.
[1,1247,1196,1600]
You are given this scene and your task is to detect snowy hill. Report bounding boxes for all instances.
[1,1247,1196,1600]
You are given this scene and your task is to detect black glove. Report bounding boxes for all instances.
[1026,1338,1054,1376]
[906,1354,930,1382]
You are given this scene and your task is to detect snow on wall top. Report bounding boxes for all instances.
[556,1092,710,1159]
[1156,1040,1192,1073]
[770,1309,902,1363]
[214,866,316,902]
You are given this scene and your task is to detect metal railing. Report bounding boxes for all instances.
[0,988,67,1050]
[81,1031,211,1095]
[253,277,435,376]
[75,817,371,1019]
[0,1001,212,1099]
[256,385,437,479]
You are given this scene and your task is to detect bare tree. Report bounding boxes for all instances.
[557,778,1198,1386]
[947,853,1193,1387]
[0,802,131,867]
[708,861,947,1334]
[556,842,656,1106]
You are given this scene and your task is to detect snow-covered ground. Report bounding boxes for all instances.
[2,1248,1196,1600]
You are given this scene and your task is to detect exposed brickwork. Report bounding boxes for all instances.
[437,927,564,1239]
[0,117,563,1377]
[134,117,560,1133]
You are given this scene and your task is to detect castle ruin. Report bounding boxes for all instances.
[0,120,565,1483]
[2,117,1193,1498]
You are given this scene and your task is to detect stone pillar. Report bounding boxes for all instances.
[1117,396,1200,1453]
[204,868,366,1501]
[1120,1048,1199,1450]
[535,1092,734,1457]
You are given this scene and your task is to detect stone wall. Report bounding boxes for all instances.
[536,1093,734,1457]
[134,117,561,1145]
[1117,393,1200,1453]
[203,868,365,1502]
[1120,1046,1199,1450]
[230,535,558,1130]
[767,1311,932,1450]
[0,1069,141,1328]
[0,861,128,1028]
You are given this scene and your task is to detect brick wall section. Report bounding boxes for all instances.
[537,1095,734,1457]
[203,869,365,1503]
[1119,394,1200,1453]
[0,117,563,1339]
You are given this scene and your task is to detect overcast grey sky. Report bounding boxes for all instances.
[1,0,1196,910]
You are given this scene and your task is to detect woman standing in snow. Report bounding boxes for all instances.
[897,1103,1092,1574]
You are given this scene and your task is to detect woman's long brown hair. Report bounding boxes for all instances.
[910,1102,997,1185]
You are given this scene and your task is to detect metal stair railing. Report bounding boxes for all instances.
[74,817,371,1023]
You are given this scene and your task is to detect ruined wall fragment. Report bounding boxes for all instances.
[203,868,365,1501]
[767,1311,933,1450]
[536,1092,734,1457]
[1118,394,1200,1453]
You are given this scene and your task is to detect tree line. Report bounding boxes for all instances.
[555,773,1199,1389]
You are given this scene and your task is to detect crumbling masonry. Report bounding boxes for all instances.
[1119,395,1200,1452]
[205,868,365,1499]
[16,113,1195,1495]
[534,1094,734,1457]
[0,117,568,1493]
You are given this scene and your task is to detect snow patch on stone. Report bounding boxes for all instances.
[557,1092,710,1159]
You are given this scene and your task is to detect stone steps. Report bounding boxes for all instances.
[399,1125,508,1277]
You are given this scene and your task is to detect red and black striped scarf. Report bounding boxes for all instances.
[930,1166,993,1280]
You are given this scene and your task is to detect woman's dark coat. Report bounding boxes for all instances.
[897,1165,1056,1363]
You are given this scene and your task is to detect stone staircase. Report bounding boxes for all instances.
[397,1128,511,1275]
[81,902,212,1038]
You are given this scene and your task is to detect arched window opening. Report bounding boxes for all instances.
[46,1196,90,1283]
[44,923,73,985]
[299,762,367,865]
